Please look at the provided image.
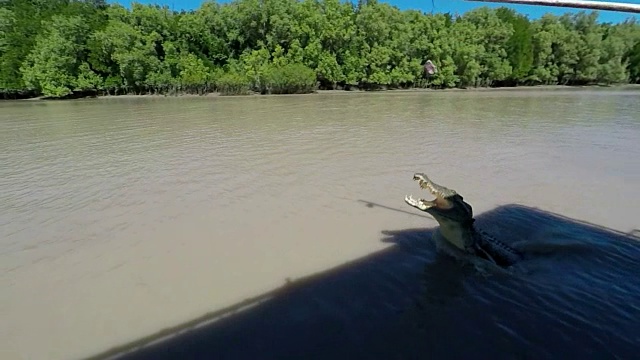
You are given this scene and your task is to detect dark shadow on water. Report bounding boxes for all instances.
[92,204,640,360]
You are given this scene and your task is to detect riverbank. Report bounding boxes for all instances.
[7,83,640,102]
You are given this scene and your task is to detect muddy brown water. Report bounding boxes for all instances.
[1,89,639,360]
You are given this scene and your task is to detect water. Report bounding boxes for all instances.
[1,89,639,360]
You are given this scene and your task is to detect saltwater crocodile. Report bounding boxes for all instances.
[404,173,522,267]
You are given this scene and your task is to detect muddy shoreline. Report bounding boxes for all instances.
[7,83,640,102]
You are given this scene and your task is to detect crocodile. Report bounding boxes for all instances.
[404,173,522,268]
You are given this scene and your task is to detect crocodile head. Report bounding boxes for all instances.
[404,173,475,252]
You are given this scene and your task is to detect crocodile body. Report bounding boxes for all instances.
[405,172,522,267]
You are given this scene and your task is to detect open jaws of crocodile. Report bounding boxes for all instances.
[404,173,475,252]
[404,173,461,213]
[404,173,521,267]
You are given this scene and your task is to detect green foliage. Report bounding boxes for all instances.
[260,62,317,94]
[20,15,90,97]
[216,70,251,96]
[0,8,15,55]
[1,0,105,95]
[496,8,534,83]
[1,0,640,98]
[75,62,103,91]
[626,41,640,83]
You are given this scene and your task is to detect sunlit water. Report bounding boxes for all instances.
[1,89,639,360]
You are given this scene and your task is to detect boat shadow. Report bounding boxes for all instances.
[92,204,640,360]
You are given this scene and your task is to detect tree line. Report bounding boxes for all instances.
[1,0,639,99]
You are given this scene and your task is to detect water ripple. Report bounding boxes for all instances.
[1,90,640,360]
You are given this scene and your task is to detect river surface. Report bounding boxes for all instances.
[1,89,640,360]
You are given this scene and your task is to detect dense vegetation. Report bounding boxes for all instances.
[1,0,640,99]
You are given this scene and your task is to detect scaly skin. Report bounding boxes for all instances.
[404,173,521,267]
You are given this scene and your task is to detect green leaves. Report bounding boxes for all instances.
[75,62,103,91]
[178,53,212,93]
[497,8,534,83]
[0,8,14,55]
[20,15,89,97]
[625,41,640,83]
[259,62,317,94]
[1,0,640,98]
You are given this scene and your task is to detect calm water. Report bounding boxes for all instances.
[1,89,639,360]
